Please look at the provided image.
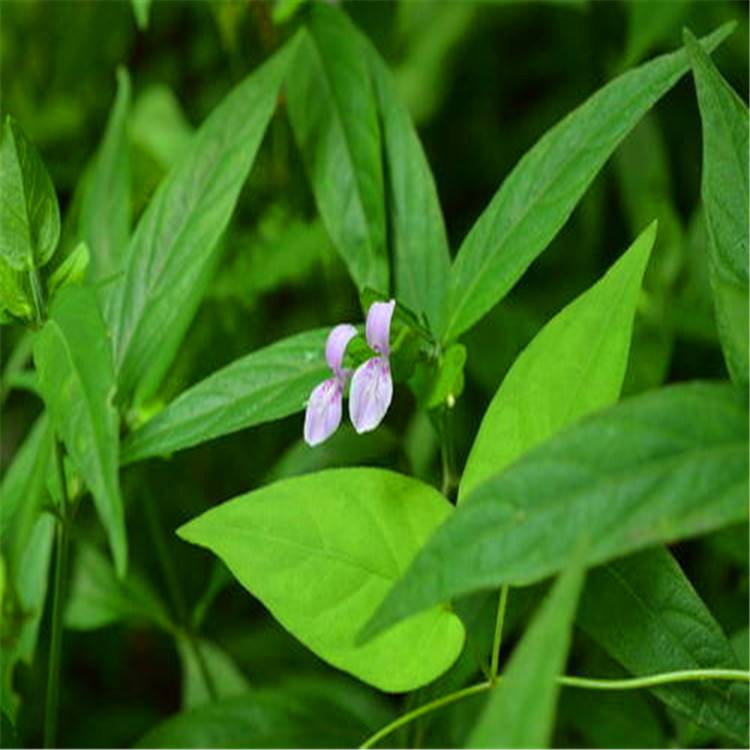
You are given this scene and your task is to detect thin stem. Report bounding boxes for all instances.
[438,408,457,498]
[558,669,750,691]
[44,440,70,748]
[358,669,750,748]
[489,584,510,683]
[143,494,217,701]
[359,682,492,749]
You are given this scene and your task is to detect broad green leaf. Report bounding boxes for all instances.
[105,39,296,404]
[136,676,393,748]
[121,328,329,464]
[460,221,656,501]
[579,547,749,745]
[0,416,54,721]
[33,285,126,575]
[685,29,749,386]
[0,116,60,271]
[363,382,748,640]
[79,68,130,282]
[178,469,465,692]
[47,241,90,297]
[364,38,450,330]
[440,23,733,343]
[468,551,586,748]
[178,637,250,710]
[286,4,387,292]
[64,541,171,631]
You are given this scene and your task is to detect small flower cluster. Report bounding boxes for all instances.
[304,300,395,446]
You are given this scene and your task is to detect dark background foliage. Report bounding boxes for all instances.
[1,1,747,746]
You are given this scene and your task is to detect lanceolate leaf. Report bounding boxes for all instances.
[79,67,131,282]
[579,547,749,745]
[0,116,60,271]
[460,221,656,501]
[177,469,465,692]
[121,328,329,464]
[106,39,297,404]
[440,23,733,343]
[33,285,126,575]
[286,4,387,292]
[364,38,450,332]
[363,382,748,640]
[684,29,749,386]
[468,550,586,748]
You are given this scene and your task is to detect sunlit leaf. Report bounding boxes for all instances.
[178,468,465,692]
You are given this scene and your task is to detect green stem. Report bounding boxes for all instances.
[44,440,70,748]
[143,494,217,701]
[558,669,750,691]
[489,584,509,683]
[359,682,492,749]
[438,408,457,497]
[358,670,750,748]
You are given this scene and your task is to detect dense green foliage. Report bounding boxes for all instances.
[1,1,748,748]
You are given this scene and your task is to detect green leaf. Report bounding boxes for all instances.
[286,4,387,292]
[364,38,450,330]
[64,541,171,631]
[47,241,90,297]
[131,0,151,30]
[136,676,393,748]
[33,285,126,575]
[121,328,329,464]
[79,68,131,282]
[177,468,465,692]
[105,39,296,405]
[363,382,748,640]
[0,116,60,271]
[178,637,250,710]
[460,221,656,501]
[0,416,55,722]
[620,0,690,69]
[0,256,32,321]
[440,23,733,343]
[579,547,749,745]
[468,550,586,748]
[684,29,749,386]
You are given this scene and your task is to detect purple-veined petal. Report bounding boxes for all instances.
[304,378,343,446]
[325,323,358,376]
[348,357,393,434]
[365,300,395,356]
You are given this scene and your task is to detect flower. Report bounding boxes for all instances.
[349,299,395,434]
[304,323,357,446]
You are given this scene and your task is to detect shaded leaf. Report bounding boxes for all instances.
[685,29,749,386]
[579,547,749,745]
[33,285,126,574]
[178,469,465,692]
[0,116,60,271]
[122,328,329,464]
[364,382,748,640]
[286,4,387,292]
[440,23,733,342]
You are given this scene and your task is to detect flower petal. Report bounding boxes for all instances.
[325,323,358,375]
[348,357,393,434]
[304,378,343,446]
[365,300,395,356]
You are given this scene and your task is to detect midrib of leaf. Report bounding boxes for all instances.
[307,29,380,265]
[44,317,114,492]
[444,55,691,340]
